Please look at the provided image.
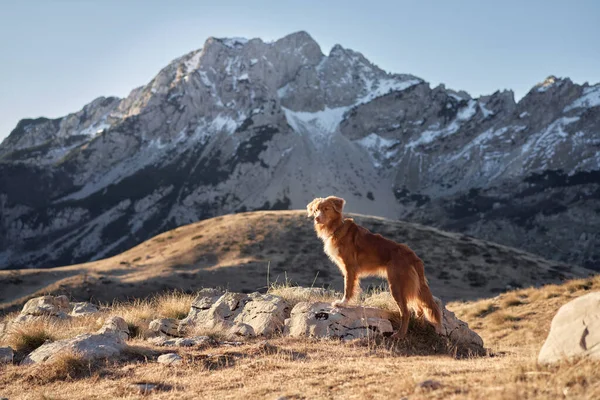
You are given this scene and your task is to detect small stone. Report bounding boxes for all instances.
[157,353,183,365]
[132,383,158,394]
[0,346,14,364]
[97,316,130,340]
[228,322,255,338]
[70,302,99,316]
[150,336,214,348]
[416,379,443,392]
[149,318,181,337]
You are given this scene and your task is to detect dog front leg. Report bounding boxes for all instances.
[332,269,357,308]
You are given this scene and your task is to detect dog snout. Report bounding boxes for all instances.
[314,211,324,223]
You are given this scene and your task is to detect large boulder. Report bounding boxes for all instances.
[21,316,129,365]
[284,302,394,340]
[538,292,600,364]
[180,291,289,336]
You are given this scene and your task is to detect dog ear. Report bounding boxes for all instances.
[329,196,346,213]
[306,198,321,217]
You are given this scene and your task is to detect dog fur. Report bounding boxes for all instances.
[307,195,442,338]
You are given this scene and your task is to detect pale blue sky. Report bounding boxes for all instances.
[1,0,598,142]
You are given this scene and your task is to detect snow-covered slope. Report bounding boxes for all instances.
[1,32,599,271]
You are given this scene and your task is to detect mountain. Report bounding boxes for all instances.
[1,31,599,271]
[0,211,593,312]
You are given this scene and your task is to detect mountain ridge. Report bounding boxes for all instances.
[1,31,599,271]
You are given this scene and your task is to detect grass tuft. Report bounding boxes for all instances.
[5,320,56,353]
[154,291,194,320]
[27,351,92,384]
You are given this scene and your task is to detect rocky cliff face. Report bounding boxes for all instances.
[1,32,599,270]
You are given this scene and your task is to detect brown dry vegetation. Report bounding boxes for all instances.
[0,275,599,399]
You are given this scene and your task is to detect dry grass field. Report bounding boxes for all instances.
[1,274,599,400]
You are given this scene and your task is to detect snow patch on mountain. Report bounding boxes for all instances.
[184,49,203,72]
[360,77,421,103]
[219,37,249,48]
[565,85,600,112]
[355,133,400,168]
[283,106,348,140]
[407,100,478,148]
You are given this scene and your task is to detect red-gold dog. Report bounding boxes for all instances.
[307,196,442,337]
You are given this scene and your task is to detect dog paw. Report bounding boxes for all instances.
[331,299,348,308]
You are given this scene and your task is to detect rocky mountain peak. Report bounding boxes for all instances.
[1,32,599,273]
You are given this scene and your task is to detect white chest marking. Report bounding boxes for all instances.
[324,237,342,265]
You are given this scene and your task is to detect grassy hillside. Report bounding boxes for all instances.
[0,210,593,314]
[0,276,599,399]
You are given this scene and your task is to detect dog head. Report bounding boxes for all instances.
[307,196,345,224]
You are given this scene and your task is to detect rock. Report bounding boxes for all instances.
[284,302,394,340]
[275,287,337,300]
[149,318,182,337]
[21,332,126,365]
[97,316,130,340]
[181,291,289,337]
[131,383,164,394]
[157,353,183,365]
[233,293,290,336]
[538,292,600,364]
[150,336,214,348]
[416,380,443,392]
[20,295,71,318]
[435,297,485,355]
[227,323,255,338]
[178,289,229,333]
[70,302,99,316]
[0,346,14,364]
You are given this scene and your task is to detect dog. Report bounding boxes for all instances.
[307,196,442,338]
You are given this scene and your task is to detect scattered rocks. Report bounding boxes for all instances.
[538,292,600,364]
[284,302,394,340]
[180,291,289,337]
[0,346,14,364]
[157,353,183,365]
[149,318,182,337]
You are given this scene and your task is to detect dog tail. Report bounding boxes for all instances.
[414,260,443,332]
